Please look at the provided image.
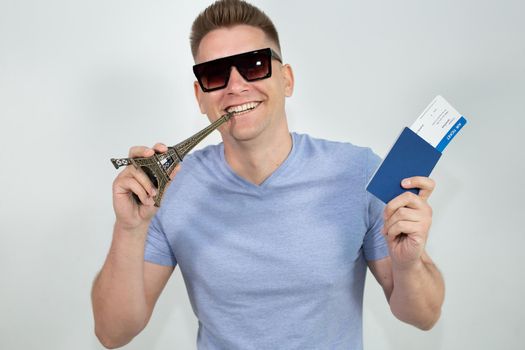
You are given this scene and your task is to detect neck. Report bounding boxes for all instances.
[223,126,292,186]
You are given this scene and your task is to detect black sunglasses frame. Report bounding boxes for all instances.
[193,48,283,93]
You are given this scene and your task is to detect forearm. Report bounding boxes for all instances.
[91,223,150,348]
[389,252,445,330]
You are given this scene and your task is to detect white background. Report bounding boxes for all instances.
[1,0,524,349]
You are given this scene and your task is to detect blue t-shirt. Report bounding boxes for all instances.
[145,132,388,350]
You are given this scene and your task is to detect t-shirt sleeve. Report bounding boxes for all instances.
[363,149,389,261]
[144,212,177,267]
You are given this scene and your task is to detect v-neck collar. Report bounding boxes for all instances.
[217,133,299,193]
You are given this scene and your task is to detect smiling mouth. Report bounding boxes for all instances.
[226,102,261,116]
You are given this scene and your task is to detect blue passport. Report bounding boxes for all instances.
[366,127,441,203]
[366,95,467,204]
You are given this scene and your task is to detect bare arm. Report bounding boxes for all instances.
[368,177,445,330]
[369,253,444,330]
[91,143,178,348]
[91,227,174,348]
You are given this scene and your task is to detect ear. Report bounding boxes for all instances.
[193,81,206,114]
[281,64,295,97]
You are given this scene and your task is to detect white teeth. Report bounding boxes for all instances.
[226,102,259,114]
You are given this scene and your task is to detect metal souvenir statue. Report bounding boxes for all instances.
[110,112,233,207]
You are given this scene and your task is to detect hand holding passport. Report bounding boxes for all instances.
[366,95,467,203]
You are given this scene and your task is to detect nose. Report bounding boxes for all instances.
[225,66,249,94]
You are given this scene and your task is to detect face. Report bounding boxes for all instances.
[193,25,294,144]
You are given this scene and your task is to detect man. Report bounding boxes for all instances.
[91,0,445,349]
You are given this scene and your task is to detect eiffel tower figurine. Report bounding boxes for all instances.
[110,112,233,207]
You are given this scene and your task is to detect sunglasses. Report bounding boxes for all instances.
[193,48,282,92]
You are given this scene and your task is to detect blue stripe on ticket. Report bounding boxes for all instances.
[436,116,467,152]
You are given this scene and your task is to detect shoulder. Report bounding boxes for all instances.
[160,143,223,203]
[292,132,381,174]
[184,142,223,166]
[175,142,224,179]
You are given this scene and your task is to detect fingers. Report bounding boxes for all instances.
[383,190,433,239]
[401,176,436,201]
[383,207,420,231]
[124,142,168,193]
[152,143,168,153]
[117,142,174,207]
[384,177,436,218]
[114,159,158,206]
[117,175,156,206]
[115,166,157,196]
[128,145,154,158]
[128,143,168,158]
[382,206,430,234]
[384,191,425,219]
[383,220,419,239]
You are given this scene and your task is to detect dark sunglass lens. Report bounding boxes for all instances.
[236,51,271,81]
[197,60,230,90]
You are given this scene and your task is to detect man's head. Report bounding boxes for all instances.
[190,0,281,61]
[190,0,294,144]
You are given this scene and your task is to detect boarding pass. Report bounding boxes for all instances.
[410,95,467,152]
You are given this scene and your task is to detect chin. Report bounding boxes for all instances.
[228,126,264,142]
